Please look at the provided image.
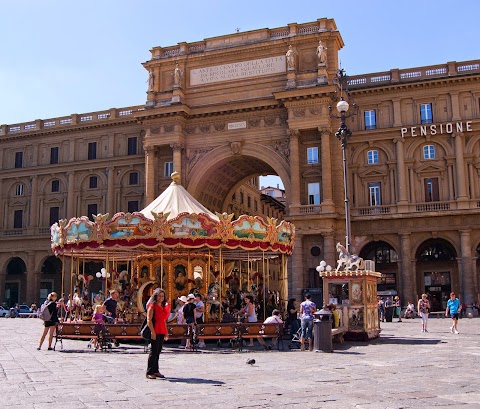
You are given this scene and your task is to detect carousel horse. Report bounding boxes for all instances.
[67,292,83,321]
[335,242,365,272]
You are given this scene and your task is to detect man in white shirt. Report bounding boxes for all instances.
[194,294,206,348]
[258,309,283,350]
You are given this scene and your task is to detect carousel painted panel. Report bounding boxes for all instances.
[231,215,268,242]
[276,220,295,246]
[64,217,94,243]
[105,212,154,240]
[168,213,219,240]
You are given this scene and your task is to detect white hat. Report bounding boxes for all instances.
[178,295,187,303]
[187,293,195,300]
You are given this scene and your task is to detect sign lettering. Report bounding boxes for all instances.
[401,121,472,137]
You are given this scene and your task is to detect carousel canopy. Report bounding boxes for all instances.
[140,172,219,221]
[50,172,295,260]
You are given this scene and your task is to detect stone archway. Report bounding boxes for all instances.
[359,240,399,294]
[38,256,63,304]
[415,238,457,312]
[4,257,27,307]
[186,143,290,213]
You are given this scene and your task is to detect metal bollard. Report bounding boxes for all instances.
[313,311,333,352]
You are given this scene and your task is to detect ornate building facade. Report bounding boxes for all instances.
[0,18,479,309]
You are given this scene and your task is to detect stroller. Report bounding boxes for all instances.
[88,314,115,351]
[288,326,302,349]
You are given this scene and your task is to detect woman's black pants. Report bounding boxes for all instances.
[147,334,165,375]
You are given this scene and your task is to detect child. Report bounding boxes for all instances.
[92,305,105,349]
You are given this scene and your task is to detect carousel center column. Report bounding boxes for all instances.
[145,145,156,205]
[287,129,301,212]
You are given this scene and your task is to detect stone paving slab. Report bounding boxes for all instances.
[0,316,479,408]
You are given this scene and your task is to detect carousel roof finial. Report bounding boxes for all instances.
[171,171,181,185]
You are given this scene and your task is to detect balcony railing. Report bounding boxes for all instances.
[415,201,450,212]
[356,205,393,216]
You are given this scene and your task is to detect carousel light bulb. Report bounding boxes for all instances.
[96,272,101,278]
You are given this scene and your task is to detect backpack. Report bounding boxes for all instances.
[39,301,52,321]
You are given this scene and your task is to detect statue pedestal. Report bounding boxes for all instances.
[317,66,328,85]
[172,87,184,104]
[286,71,296,89]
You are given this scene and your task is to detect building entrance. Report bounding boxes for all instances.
[424,271,451,311]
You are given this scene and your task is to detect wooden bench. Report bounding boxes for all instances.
[194,323,240,350]
[331,327,346,343]
[240,322,284,351]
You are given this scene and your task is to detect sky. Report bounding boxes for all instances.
[1,0,478,188]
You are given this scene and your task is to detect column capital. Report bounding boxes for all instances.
[318,126,331,136]
[145,145,155,154]
[286,129,300,139]
[394,137,405,145]
[170,142,185,151]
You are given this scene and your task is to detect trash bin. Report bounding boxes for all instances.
[385,306,394,322]
[313,310,333,352]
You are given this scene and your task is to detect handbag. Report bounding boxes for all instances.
[140,308,156,341]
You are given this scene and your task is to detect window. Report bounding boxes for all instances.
[87,142,97,160]
[87,204,98,222]
[127,200,139,213]
[13,210,23,229]
[368,182,382,206]
[367,150,379,164]
[424,178,439,202]
[51,180,60,192]
[254,200,258,212]
[308,182,320,205]
[129,172,139,185]
[89,176,98,189]
[127,137,138,155]
[420,103,433,124]
[49,207,60,226]
[240,192,244,205]
[164,161,173,177]
[50,147,59,164]
[15,152,23,168]
[15,184,25,196]
[307,147,318,164]
[247,196,251,208]
[423,145,435,159]
[266,190,274,197]
[364,110,376,130]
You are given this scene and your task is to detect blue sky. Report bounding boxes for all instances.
[1,0,478,188]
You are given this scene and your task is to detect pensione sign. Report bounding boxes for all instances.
[401,121,473,138]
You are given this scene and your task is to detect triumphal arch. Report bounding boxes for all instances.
[136,19,345,299]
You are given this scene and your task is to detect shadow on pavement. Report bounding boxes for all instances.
[371,336,443,345]
[165,377,225,385]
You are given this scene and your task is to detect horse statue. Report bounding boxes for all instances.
[335,242,365,272]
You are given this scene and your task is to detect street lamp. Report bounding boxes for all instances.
[96,267,110,295]
[329,69,357,255]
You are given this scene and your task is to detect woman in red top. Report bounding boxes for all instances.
[146,288,170,379]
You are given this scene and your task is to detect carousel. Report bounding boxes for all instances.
[50,172,295,324]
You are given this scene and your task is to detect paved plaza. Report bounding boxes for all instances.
[0,316,479,408]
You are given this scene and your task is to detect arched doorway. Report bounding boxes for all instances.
[359,241,399,295]
[416,238,457,312]
[39,256,63,304]
[5,257,27,307]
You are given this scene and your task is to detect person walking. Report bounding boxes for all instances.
[394,296,402,322]
[377,297,385,322]
[446,292,461,334]
[417,293,430,332]
[299,293,316,351]
[37,292,59,350]
[239,294,257,347]
[286,298,300,339]
[145,288,170,379]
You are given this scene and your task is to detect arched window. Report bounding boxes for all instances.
[15,183,25,196]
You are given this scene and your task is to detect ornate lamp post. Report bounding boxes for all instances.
[329,69,357,255]
[96,267,110,296]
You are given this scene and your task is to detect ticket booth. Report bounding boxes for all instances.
[319,270,381,340]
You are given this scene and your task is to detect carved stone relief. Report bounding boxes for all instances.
[248,118,260,128]
[214,122,225,131]
[230,141,242,155]
[186,147,215,173]
[164,124,174,133]
[267,138,290,162]
[150,126,160,134]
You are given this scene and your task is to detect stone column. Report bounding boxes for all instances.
[323,232,336,268]
[319,127,334,212]
[29,176,38,228]
[170,142,184,175]
[459,230,475,308]
[395,139,408,207]
[106,167,115,216]
[26,253,36,304]
[145,146,156,205]
[400,233,414,305]
[290,234,304,301]
[452,133,468,203]
[450,92,461,121]
[67,172,75,219]
[288,130,301,210]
